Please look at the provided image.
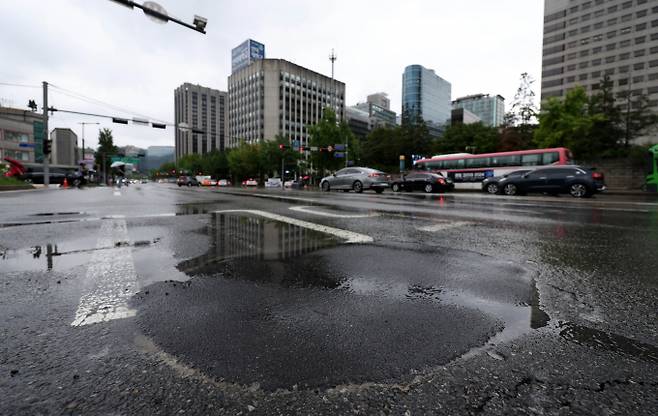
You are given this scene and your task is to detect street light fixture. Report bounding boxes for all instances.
[107,0,207,34]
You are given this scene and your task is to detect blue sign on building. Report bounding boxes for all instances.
[231,39,266,73]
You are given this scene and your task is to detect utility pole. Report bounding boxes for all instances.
[78,122,99,162]
[329,49,337,114]
[42,81,49,187]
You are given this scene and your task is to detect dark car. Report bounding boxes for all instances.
[481,170,531,194]
[177,176,200,187]
[390,171,454,194]
[498,166,606,198]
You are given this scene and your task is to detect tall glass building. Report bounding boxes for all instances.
[402,65,452,127]
[452,94,505,127]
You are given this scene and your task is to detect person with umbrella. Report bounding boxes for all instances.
[110,161,126,188]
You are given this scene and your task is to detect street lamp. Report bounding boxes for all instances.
[108,0,208,34]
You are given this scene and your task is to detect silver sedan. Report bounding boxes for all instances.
[320,167,389,194]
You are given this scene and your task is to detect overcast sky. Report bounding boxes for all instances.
[0,0,544,150]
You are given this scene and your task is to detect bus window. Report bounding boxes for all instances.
[466,157,489,168]
[443,159,457,169]
[522,154,542,166]
[457,159,465,168]
[415,163,425,171]
[543,152,559,165]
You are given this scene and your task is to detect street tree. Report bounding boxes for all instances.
[361,127,403,172]
[308,108,356,175]
[259,135,300,178]
[433,122,499,155]
[94,128,118,180]
[227,141,261,181]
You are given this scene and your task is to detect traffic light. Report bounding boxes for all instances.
[42,139,51,155]
[279,144,289,151]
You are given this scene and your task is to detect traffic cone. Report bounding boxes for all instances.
[63,178,69,189]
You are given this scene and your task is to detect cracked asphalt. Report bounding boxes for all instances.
[1,184,657,415]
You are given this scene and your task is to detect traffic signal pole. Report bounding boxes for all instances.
[42,81,49,187]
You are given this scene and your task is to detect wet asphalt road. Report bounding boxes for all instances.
[1,184,657,415]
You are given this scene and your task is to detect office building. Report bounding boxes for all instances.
[231,39,265,73]
[50,128,78,166]
[174,83,227,160]
[354,93,397,129]
[0,107,43,163]
[367,92,391,110]
[451,108,482,125]
[452,94,505,127]
[345,107,371,140]
[402,65,452,128]
[227,59,345,148]
[144,146,175,171]
[542,0,658,111]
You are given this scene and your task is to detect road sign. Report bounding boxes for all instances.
[334,144,345,151]
[19,143,36,148]
[334,152,345,158]
[310,146,319,151]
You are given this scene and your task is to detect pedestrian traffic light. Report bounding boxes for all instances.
[42,139,51,155]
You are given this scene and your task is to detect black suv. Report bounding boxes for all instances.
[497,166,606,198]
[481,170,531,194]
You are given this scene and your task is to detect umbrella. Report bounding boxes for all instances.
[110,161,126,168]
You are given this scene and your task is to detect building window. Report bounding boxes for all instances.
[620,27,632,35]
[591,70,601,78]
[621,1,632,10]
[579,73,589,81]
[606,43,616,51]
[637,10,648,18]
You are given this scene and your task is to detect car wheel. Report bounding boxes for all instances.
[486,183,499,194]
[353,181,363,193]
[343,189,350,192]
[569,183,590,198]
[321,181,330,192]
[392,183,401,192]
[375,188,384,194]
[423,183,434,193]
[503,183,518,196]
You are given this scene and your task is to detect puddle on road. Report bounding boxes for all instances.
[177,213,341,287]
[0,237,160,273]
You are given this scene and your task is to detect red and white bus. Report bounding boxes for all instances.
[413,148,573,189]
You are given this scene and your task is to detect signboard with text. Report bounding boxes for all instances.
[231,39,265,73]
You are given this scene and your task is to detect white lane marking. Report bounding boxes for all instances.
[215,210,373,244]
[289,206,378,219]
[71,217,138,327]
[113,190,121,196]
[418,221,472,232]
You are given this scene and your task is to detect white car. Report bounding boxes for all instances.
[265,178,283,188]
[217,179,231,187]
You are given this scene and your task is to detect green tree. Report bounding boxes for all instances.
[201,150,230,178]
[177,154,204,175]
[94,128,118,181]
[534,86,605,159]
[259,135,300,178]
[361,127,403,172]
[433,122,499,155]
[227,141,261,181]
[159,162,177,176]
[308,108,356,175]
[502,73,539,149]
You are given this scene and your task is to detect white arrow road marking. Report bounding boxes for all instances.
[289,206,378,219]
[215,210,373,244]
[418,221,473,232]
[71,217,138,327]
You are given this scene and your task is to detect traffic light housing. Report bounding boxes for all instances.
[42,139,51,155]
[279,144,289,151]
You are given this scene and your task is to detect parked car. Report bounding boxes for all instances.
[242,178,259,187]
[200,178,218,186]
[497,166,606,198]
[320,167,389,194]
[481,170,531,194]
[177,176,200,187]
[390,171,454,193]
[217,179,231,187]
[265,178,283,188]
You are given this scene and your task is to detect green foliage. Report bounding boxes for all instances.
[94,128,118,171]
[259,135,300,178]
[227,141,261,180]
[361,127,403,172]
[159,162,177,175]
[433,122,500,155]
[308,108,357,175]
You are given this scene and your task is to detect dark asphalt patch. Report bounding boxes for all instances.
[133,215,538,390]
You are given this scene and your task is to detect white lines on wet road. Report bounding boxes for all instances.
[113,190,121,196]
[215,209,374,244]
[418,221,473,232]
[71,216,138,327]
[289,206,378,219]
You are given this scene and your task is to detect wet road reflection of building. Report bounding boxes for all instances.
[177,213,339,276]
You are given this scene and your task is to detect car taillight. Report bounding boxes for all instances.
[368,173,381,178]
[592,172,604,180]
[437,178,445,185]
